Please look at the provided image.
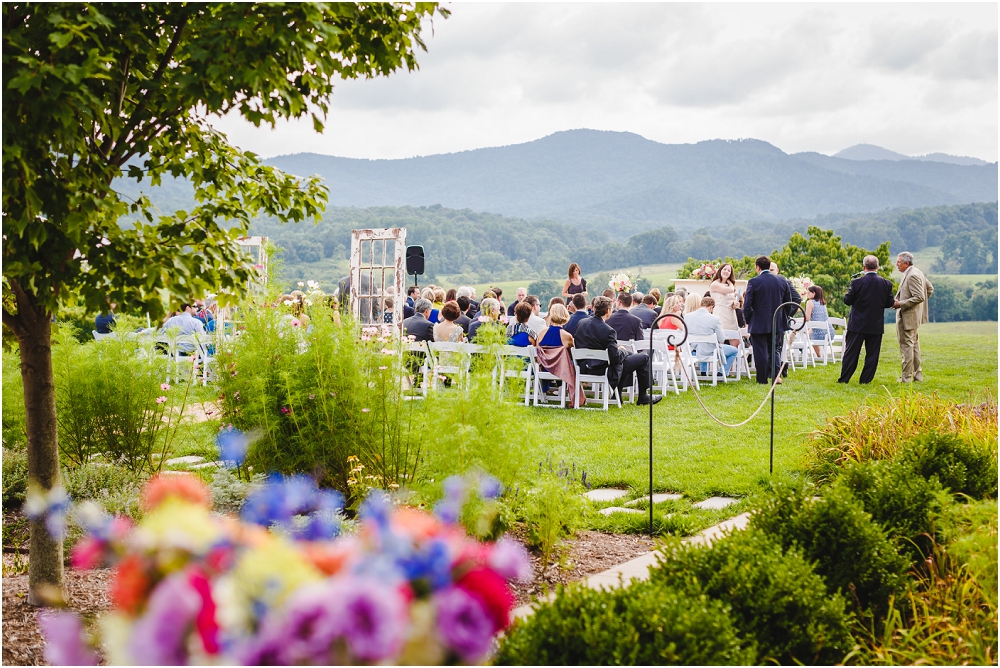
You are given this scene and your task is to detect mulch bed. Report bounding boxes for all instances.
[1,529,652,664]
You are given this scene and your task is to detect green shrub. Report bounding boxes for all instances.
[494,579,752,665]
[2,446,28,510]
[835,460,947,564]
[63,463,146,519]
[1,352,27,450]
[934,498,999,608]
[208,467,265,515]
[517,463,590,570]
[897,432,998,500]
[750,481,908,614]
[649,530,853,664]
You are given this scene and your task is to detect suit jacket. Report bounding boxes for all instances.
[564,310,589,336]
[455,313,472,334]
[896,266,934,330]
[684,308,725,361]
[572,315,624,387]
[844,272,894,334]
[402,313,434,342]
[630,304,656,329]
[607,309,645,342]
[402,304,414,320]
[742,271,794,334]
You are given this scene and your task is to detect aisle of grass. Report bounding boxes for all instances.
[511,329,996,502]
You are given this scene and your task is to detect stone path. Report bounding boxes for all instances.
[512,512,752,620]
[624,493,683,507]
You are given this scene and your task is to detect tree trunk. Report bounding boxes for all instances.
[13,301,65,606]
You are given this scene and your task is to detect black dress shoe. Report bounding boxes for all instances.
[637,395,663,406]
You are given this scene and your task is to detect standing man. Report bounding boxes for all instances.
[838,255,895,384]
[574,297,661,405]
[892,251,934,382]
[743,256,794,385]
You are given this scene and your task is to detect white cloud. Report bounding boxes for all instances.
[211,2,998,162]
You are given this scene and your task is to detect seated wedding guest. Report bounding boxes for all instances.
[403,298,435,342]
[565,294,590,336]
[492,287,505,313]
[676,287,688,301]
[535,302,578,402]
[468,297,502,341]
[544,296,564,326]
[649,288,663,315]
[162,303,206,353]
[805,285,834,357]
[523,295,546,337]
[507,301,537,347]
[95,302,117,334]
[445,288,457,303]
[434,301,466,343]
[684,292,701,315]
[455,296,473,334]
[608,292,644,342]
[685,296,738,376]
[537,303,574,350]
[631,294,656,328]
[457,286,477,318]
[382,297,395,324]
[507,287,528,316]
[406,286,419,309]
[602,288,615,300]
[432,287,446,311]
[657,295,686,350]
[420,287,440,323]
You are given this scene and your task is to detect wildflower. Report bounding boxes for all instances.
[39,612,97,666]
[487,538,533,583]
[156,395,168,404]
[479,474,502,500]
[329,392,336,398]
[160,383,171,391]
[334,577,407,661]
[233,391,240,399]
[142,474,211,512]
[25,484,70,540]
[457,566,515,631]
[281,406,291,415]
[111,554,150,614]
[297,281,305,288]
[433,586,495,662]
[216,428,249,467]
[291,318,300,327]
[378,365,388,370]
[308,393,315,400]
[128,572,202,665]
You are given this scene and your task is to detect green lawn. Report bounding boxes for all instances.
[507,328,996,504]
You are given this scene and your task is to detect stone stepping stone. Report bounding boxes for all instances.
[164,455,205,466]
[624,493,683,507]
[190,461,223,470]
[692,496,738,510]
[584,488,630,502]
[598,507,644,516]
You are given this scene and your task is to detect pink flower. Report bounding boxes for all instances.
[281,406,291,415]
[378,366,388,370]
[160,383,171,391]
[488,538,533,583]
[39,612,97,666]
[291,318,300,327]
[156,396,168,404]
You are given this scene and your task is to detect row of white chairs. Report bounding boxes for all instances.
[93,329,221,386]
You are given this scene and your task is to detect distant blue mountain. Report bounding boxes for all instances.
[834,143,991,167]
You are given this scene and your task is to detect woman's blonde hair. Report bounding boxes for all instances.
[433,287,446,303]
[662,295,682,314]
[420,287,435,301]
[548,303,570,325]
[684,293,702,314]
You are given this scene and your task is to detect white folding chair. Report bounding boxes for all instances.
[497,345,534,406]
[92,330,116,341]
[722,329,751,381]
[685,335,726,386]
[828,317,847,362]
[652,330,689,393]
[191,333,216,386]
[403,340,430,398]
[805,321,835,365]
[533,348,569,409]
[571,348,621,410]
[427,341,470,390]
[784,320,814,370]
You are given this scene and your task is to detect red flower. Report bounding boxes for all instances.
[456,567,515,631]
[188,570,219,655]
[111,555,149,614]
[70,537,104,570]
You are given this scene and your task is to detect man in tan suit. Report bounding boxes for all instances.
[892,251,934,382]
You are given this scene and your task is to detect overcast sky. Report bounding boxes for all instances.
[213,2,998,162]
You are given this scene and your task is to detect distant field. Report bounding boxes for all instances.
[921,321,998,336]
[928,274,998,287]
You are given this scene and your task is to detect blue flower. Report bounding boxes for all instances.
[478,474,502,500]
[442,475,467,501]
[359,491,392,530]
[216,429,249,467]
[433,499,462,525]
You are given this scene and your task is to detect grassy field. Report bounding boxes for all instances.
[921,321,998,335]
[504,326,997,505]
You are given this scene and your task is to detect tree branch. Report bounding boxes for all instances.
[1,307,28,340]
[105,10,190,163]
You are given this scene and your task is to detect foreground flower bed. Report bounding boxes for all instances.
[42,474,530,665]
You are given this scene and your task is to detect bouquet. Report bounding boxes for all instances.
[38,471,531,666]
[692,263,716,280]
[608,272,635,293]
[790,276,813,300]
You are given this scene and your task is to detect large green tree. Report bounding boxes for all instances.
[2,2,444,605]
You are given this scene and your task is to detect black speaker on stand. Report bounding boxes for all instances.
[406,245,424,287]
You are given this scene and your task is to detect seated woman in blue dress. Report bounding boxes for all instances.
[507,301,536,347]
[536,303,575,395]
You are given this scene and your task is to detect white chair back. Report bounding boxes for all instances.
[570,348,620,410]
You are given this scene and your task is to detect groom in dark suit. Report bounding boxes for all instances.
[742,256,794,384]
[838,255,895,384]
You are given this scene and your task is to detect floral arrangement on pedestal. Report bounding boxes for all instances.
[38,471,531,666]
[790,276,813,301]
[608,272,635,294]
[690,263,716,280]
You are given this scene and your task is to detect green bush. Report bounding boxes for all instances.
[934,498,999,608]
[63,463,146,519]
[649,530,853,664]
[2,351,27,450]
[897,432,998,500]
[834,460,947,564]
[517,464,590,570]
[2,446,28,510]
[494,579,752,665]
[750,482,908,614]
[208,467,266,515]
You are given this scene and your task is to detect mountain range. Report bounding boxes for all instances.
[834,143,991,166]
[264,130,997,235]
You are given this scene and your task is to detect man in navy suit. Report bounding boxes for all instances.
[402,298,435,342]
[838,255,895,384]
[574,297,661,405]
[608,293,645,342]
[564,294,590,336]
[742,256,794,384]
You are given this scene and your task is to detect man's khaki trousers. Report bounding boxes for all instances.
[896,321,922,382]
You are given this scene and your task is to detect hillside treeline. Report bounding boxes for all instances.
[251,202,997,282]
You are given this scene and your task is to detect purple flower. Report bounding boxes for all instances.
[359,491,392,530]
[479,474,502,500]
[434,586,495,662]
[443,475,467,501]
[434,498,462,525]
[129,573,201,665]
[333,577,406,661]
[39,611,97,666]
[271,587,344,664]
[488,538,533,583]
[216,428,249,467]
